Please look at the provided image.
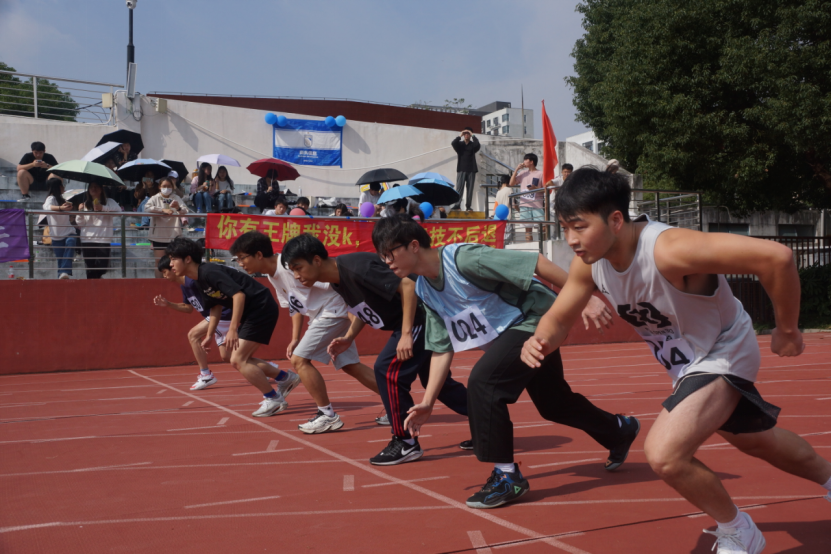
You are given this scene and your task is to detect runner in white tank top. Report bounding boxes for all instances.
[522,167,831,554]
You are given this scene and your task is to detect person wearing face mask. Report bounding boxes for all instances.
[76,181,122,279]
[190,163,215,213]
[145,177,189,277]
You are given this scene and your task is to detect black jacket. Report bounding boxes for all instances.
[451,136,480,173]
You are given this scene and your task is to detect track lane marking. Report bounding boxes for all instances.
[184,495,282,509]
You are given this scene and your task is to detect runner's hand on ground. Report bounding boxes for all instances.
[521,336,551,368]
[404,403,433,437]
[770,327,805,357]
[396,332,414,361]
[582,295,613,334]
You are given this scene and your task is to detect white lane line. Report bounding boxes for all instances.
[468,530,493,554]
[183,401,194,406]
[522,495,821,507]
[343,475,355,491]
[156,389,166,394]
[0,460,341,477]
[514,423,553,430]
[363,476,450,488]
[31,436,98,443]
[0,506,455,534]
[528,458,603,469]
[128,370,592,554]
[0,430,271,445]
[367,435,431,443]
[687,505,767,519]
[185,495,281,509]
[267,440,279,451]
[217,417,229,425]
[166,425,226,432]
[231,448,302,457]
[818,397,831,401]
[1,462,153,476]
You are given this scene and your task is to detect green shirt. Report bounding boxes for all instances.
[422,245,556,353]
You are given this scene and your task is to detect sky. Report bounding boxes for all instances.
[0,0,590,139]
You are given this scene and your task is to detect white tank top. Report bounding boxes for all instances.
[591,217,760,385]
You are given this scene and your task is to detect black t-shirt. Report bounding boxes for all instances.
[333,252,424,332]
[197,263,273,319]
[19,153,59,182]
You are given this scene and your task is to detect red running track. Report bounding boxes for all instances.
[1,334,829,553]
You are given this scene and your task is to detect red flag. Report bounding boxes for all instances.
[541,100,558,184]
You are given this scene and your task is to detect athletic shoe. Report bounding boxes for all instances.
[298,411,344,434]
[251,396,287,417]
[59,273,70,280]
[17,194,31,202]
[703,512,766,554]
[466,464,530,509]
[605,415,640,471]
[190,375,217,390]
[459,439,474,450]
[370,436,423,466]
[375,413,390,426]
[275,370,301,399]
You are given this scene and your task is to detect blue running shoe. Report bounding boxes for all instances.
[466,464,529,509]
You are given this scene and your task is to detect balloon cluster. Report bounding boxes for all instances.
[265,113,345,128]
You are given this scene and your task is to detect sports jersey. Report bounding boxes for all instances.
[196,263,273,320]
[591,216,760,385]
[268,255,347,322]
[333,252,425,332]
[181,277,232,320]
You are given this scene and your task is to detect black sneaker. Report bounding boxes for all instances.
[605,415,640,471]
[370,436,423,466]
[17,194,31,202]
[466,464,529,509]
[459,439,474,450]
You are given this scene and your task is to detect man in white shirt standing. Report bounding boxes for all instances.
[509,153,545,242]
[231,231,381,434]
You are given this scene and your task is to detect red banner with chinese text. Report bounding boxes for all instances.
[205,214,505,253]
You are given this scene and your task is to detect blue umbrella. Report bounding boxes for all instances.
[377,184,423,205]
[408,172,455,186]
[410,178,460,206]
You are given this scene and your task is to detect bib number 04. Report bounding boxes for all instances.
[643,335,694,377]
[445,306,499,352]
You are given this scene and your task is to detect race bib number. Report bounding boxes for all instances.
[444,306,499,352]
[348,302,384,330]
[643,335,694,375]
[186,295,204,313]
[288,293,308,316]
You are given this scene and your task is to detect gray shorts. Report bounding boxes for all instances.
[293,317,360,369]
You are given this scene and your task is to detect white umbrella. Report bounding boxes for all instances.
[81,141,121,163]
[197,154,241,167]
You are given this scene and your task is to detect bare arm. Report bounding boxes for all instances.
[327,313,366,359]
[153,294,194,314]
[534,253,569,289]
[201,304,223,352]
[404,351,453,436]
[396,277,417,361]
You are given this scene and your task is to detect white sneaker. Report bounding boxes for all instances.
[190,375,217,390]
[298,411,344,434]
[275,370,301,399]
[251,396,288,417]
[703,512,766,554]
[59,273,70,279]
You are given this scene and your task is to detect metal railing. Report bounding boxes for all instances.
[632,189,702,231]
[0,70,122,125]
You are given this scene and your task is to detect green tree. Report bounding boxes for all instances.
[568,0,831,213]
[0,62,79,122]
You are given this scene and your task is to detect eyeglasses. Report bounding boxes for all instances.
[378,244,406,264]
[234,254,251,263]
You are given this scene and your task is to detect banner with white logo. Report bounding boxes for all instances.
[273,119,343,167]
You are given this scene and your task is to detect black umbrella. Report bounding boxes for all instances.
[355,168,408,186]
[97,130,144,154]
[117,159,172,182]
[161,160,190,183]
[410,178,461,206]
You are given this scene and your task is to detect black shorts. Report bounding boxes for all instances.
[662,372,780,434]
[237,295,279,345]
[151,241,168,251]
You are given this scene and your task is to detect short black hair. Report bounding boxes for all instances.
[157,254,171,272]
[369,182,382,191]
[523,153,538,166]
[230,231,274,258]
[31,141,45,151]
[562,163,574,171]
[296,196,310,207]
[273,195,289,209]
[281,233,329,269]
[372,214,431,255]
[165,236,203,264]
[499,174,510,185]
[554,167,631,223]
[463,126,473,132]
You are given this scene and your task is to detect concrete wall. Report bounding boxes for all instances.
[702,206,828,236]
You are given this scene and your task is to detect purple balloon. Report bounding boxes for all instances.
[360,202,376,217]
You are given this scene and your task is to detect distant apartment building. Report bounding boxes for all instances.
[566,130,604,153]
[476,101,534,138]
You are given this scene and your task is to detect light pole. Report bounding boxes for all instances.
[126,0,137,78]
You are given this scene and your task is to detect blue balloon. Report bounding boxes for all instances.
[276,115,288,127]
[335,115,346,127]
[264,113,277,125]
[419,202,434,219]
[324,116,336,127]
[494,204,509,220]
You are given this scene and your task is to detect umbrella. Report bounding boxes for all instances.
[360,182,390,194]
[63,189,87,204]
[97,130,144,154]
[81,141,121,164]
[161,160,191,183]
[408,172,454,186]
[49,160,125,188]
[197,154,241,167]
[355,168,408,186]
[377,185,423,205]
[117,159,172,182]
[410,178,460,206]
[247,158,300,181]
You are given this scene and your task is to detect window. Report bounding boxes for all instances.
[481,122,486,133]
[502,113,509,122]
[778,224,814,237]
[524,126,527,135]
[493,117,498,126]
[582,141,594,152]
[502,125,509,134]
[708,223,749,235]
[523,114,527,122]
[486,120,491,128]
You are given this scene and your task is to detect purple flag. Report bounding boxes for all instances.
[0,209,30,263]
